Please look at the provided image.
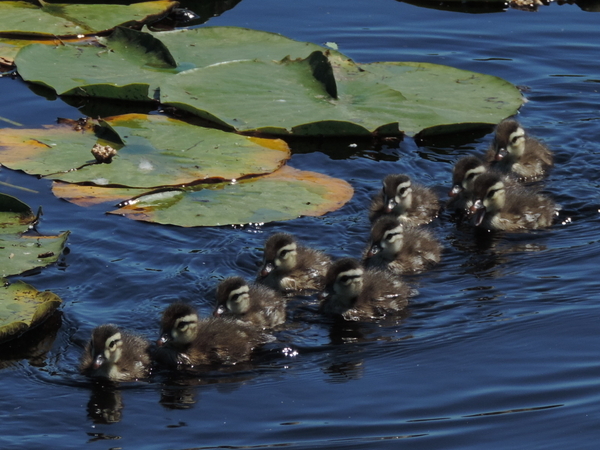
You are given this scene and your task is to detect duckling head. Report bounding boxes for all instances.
[322,258,364,307]
[366,216,404,261]
[382,174,412,214]
[215,276,251,316]
[158,302,199,347]
[259,232,298,277]
[470,172,506,226]
[90,324,124,370]
[450,156,486,197]
[492,119,526,162]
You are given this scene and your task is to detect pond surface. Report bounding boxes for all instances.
[1,0,600,448]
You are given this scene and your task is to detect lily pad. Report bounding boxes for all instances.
[0,193,69,277]
[0,0,178,37]
[0,279,62,344]
[14,26,524,137]
[0,114,291,188]
[100,165,355,227]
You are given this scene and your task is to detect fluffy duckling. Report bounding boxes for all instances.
[369,174,439,226]
[448,156,487,214]
[214,276,286,329]
[319,258,412,321]
[80,324,151,382]
[485,119,553,180]
[363,217,441,274]
[257,232,331,293]
[155,302,271,368]
[470,172,557,231]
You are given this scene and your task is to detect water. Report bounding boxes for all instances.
[1,0,600,448]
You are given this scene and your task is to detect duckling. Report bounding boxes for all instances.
[363,216,441,274]
[257,232,331,293]
[369,174,439,226]
[319,258,412,321]
[80,324,151,382]
[214,276,286,329]
[155,302,271,368]
[470,172,557,231]
[485,119,553,180]
[448,156,488,214]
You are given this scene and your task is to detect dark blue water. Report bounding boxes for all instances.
[1,0,600,448]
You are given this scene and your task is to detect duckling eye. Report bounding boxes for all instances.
[339,275,351,283]
[177,321,189,330]
[511,136,521,144]
[487,189,499,199]
[466,173,476,181]
[279,249,290,258]
[108,339,119,349]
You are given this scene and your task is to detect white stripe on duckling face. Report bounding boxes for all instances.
[484,181,506,212]
[463,166,486,191]
[507,128,526,156]
[172,313,198,344]
[381,224,404,255]
[276,243,297,270]
[227,285,251,315]
[104,332,123,363]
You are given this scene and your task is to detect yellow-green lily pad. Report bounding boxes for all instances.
[0,114,291,188]
[88,165,354,227]
[14,26,524,137]
[0,0,178,37]
[0,279,62,344]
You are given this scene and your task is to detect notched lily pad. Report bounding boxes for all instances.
[104,165,354,227]
[0,193,69,277]
[0,114,291,188]
[0,0,178,37]
[0,279,62,345]
[14,26,524,137]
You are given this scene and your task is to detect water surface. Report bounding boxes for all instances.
[1,0,600,448]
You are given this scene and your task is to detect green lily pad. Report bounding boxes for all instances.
[0,114,291,188]
[0,193,69,277]
[96,165,354,227]
[0,0,178,37]
[0,279,62,344]
[14,26,524,137]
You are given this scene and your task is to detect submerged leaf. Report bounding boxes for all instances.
[107,165,354,227]
[0,279,62,344]
[0,193,69,277]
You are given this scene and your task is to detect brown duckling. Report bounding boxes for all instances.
[319,258,412,321]
[470,172,557,231]
[257,232,331,293]
[155,302,272,368]
[214,276,286,329]
[448,156,488,214]
[363,216,441,275]
[485,119,553,180]
[369,174,439,226]
[80,324,151,382]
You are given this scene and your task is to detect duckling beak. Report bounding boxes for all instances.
[495,148,507,161]
[449,184,463,198]
[470,199,486,226]
[366,244,381,259]
[260,262,274,277]
[213,305,226,317]
[156,333,170,347]
[93,353,105,370]
[384,198,397,213]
